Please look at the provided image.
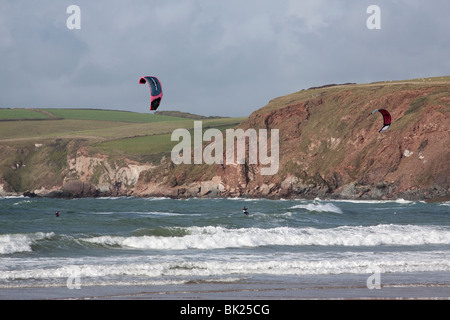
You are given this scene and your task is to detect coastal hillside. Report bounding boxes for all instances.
[0,77,449,200]
[0,108,244,197]
[135,77,450,200]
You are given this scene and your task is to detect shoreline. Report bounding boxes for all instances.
[2,273,449,300]
[1,198,448,301]
[2,190,450,203]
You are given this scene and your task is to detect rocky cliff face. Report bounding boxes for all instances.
[131,80,449,201]
[2,80,448,200]
[230,82,450,200]
[59,148,154,197]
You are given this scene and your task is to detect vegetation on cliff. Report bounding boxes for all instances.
[0,76,448,200]
[231,77,449,199]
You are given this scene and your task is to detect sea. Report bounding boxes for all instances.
[0,196,449,300]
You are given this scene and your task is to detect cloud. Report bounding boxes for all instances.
[0,0,449,116]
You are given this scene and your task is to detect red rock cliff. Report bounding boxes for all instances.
[139,79,449,200]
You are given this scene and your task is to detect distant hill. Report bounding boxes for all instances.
[0,108,243,196]
[136,76,450,200]
[0,76,448,201]
[154,110,228,120]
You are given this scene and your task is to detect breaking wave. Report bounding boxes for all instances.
[0,232,55,255]
[84,224,450,250]
[1,250,449,286]
[290,202,343,214]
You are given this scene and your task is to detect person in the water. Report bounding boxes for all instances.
[243,206,249,216]
[55,211,60,217]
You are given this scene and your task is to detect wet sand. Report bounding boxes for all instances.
[2,273,449,300]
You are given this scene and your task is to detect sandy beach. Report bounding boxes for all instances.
[2,273,449,300]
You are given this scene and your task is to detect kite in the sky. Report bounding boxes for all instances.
[140,76,163,111]
[371,109,391,133]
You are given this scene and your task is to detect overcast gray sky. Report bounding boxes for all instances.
[0,0,448,117]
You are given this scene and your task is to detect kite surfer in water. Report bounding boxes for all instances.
[55,211,60,217]
[243,206,249,216]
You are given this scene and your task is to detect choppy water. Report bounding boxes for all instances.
[0,196,449,298]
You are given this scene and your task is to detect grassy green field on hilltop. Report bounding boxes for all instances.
[41,108,187,123]
[0,108,52,120]
[90,118,245,162]
[0,107,245,160]
[0,108,244,140]
[0,107,245,192]
[255,76,450,115]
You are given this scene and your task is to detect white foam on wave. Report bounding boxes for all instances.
[12,200,34,206]
[227,197,264,202]
[97,196,132,200]
[143,197,171,201]
[88,211,116,215]
[83,224,450,251]
[137,211,183,216]
[332,198,415,204]
[290,202,343,214]
[0,232,55,255]
[0,195,25,199]
[87,211,184,216]
[1,250,449,285]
